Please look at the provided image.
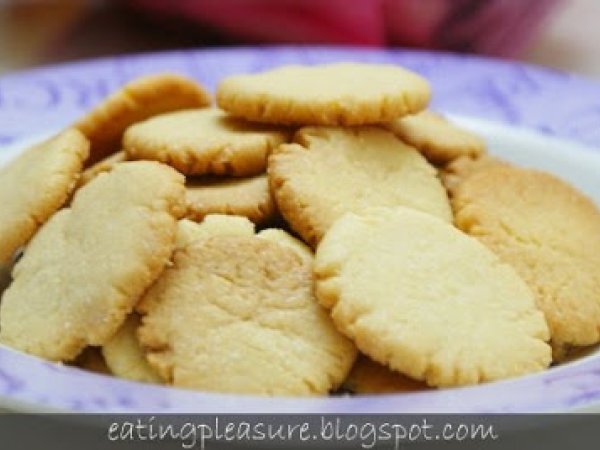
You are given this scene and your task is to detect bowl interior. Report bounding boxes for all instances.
[1,115,600,413]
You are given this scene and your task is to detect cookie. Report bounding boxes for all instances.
[217,63,430,126]
[102,314,162,384]
[315,206,551,387]
[176,215,255,249]
[137,232,356,395]
[386,111,486,165]
[78,151,127,187]
[186,174,277,225]
[0,129,89,263]
[74,74,211,165]
[73,347,111,375]
[343,355,428,394]
[441,155,510,197]
[269,127,452,247]
[0,162,185,361]
[452,166,600,355]
[124,108,289,176]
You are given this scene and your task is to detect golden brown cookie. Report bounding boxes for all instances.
[77,151,127,187]
[74,74,211,164]
[185,174,277,225]
[269,126,452,247]
[386,111,486,165]
[441,155,510,197]
[138,232,356,395]
[102,314,162,384]
[217,63,430,126]
[452,166,600,356]
[0,162,185,361]
[315,206,551,387]
[343,355,429,394]
[124,108,289,176]
[0,129,89,263]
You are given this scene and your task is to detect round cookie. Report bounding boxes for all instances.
[137,233,356,395]
[124,108,289,176]
[186,174,277,225]
[452,166,600,356]
[0,162,186,361]
[269,126,452,247]
[386,111,486,165]
[75,73,212,165]
[315,206,551,387]
[441,155,510,197]
[77,151,127,188]
[343,355,428,394]
[217,62,430,126]
[102,314,162,384]
[0,129,89,263]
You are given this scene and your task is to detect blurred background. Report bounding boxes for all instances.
[0,0,599,77]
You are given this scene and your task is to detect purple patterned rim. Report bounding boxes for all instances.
[1,47,600,413]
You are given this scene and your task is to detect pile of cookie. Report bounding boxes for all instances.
[1,63,599,396]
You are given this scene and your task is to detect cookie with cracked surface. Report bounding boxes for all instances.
[269,126,452,247]
[74,73,211,165]
[102,314,162,384]
[315,206,551,387]
[441,155,510,197]
[185,174,277,225]
[0,129,89,264]
[386,111,486,165]
[452,166,600,356]
[0,161,185,361]
[343,355,429,394]
[137,232,356,395]
[217,63,430,126]
[124,108,289,176]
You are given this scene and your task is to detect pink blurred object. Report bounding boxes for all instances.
[125,0,562,56]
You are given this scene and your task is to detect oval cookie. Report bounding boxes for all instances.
[217,63,430,126]
[0,162,186,361]
[269,126,452,247]
[386,111,486,165]
[0,129,89,263]
[452,166,600,355]
[75,73,212,164]
[124,108,289,176]
[138,232,356,395]
[315,206,551,387]
[185,174,277,225]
